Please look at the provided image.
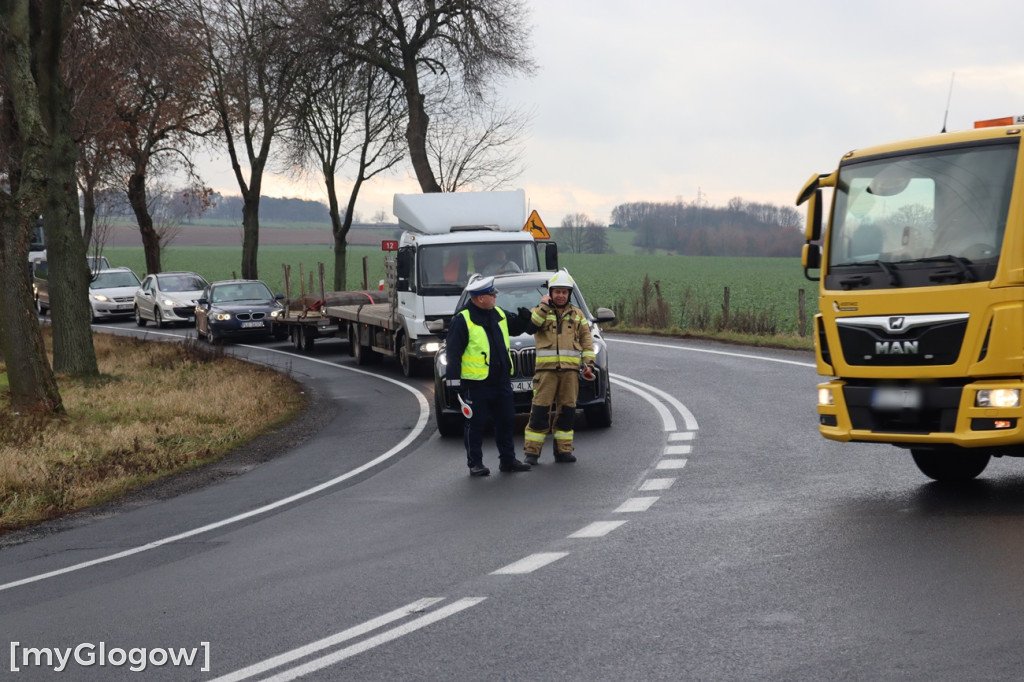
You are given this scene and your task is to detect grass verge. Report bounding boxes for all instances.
[0,330,306,533]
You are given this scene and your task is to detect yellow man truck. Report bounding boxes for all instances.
[799,115,1024,481]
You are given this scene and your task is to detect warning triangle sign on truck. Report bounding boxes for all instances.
[523,210,550,239]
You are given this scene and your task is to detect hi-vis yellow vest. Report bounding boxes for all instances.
[460,308,512,380]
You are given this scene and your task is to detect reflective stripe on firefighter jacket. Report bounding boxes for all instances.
[459,308,512,380]
[530,303,595,370]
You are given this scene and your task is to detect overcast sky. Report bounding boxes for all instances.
[196,0,1024,226]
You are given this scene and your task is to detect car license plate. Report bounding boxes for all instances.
[117,304,133,310]
[241,321,265,329]
[872,386,921,410]
[187,316,195,322]
[512,379,533,393]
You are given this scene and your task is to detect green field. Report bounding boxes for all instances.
[104,243,817,337]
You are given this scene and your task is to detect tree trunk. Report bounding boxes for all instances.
[241,192,260,280]
[405,89,441,193]
[0,202,64,413]
[326,173,347,290]
[128,172,162,274]
[80,180,95,250]
[36,0,97,377]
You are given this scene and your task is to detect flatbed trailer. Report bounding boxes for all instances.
[271,262,385,352]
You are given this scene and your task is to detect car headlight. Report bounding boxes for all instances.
[91,294,110,302]
[976,388,1020,408]
[270,309,283,319]
[213,312,233,321]
[160,298,180,307]
[438,353,448,366]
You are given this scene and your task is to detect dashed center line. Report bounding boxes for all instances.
[568,521,628,538]
[491,552,569,575]
[665,444,692,455]
[614,496,660,513]
[640,477,676,491]
[656,459,688,470]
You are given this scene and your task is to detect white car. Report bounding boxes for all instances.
[135,271,209,328]
[89,267,142,322]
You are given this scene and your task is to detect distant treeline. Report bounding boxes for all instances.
[610,198,803,257]
[202,193,332,224]
[94,189,334,225]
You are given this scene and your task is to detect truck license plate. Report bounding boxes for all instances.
[872,386,921,410]
[512,380,533,393]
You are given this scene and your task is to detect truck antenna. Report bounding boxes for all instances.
[941,72,955,133]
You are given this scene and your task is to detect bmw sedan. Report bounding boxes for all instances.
[195,279,285,344]
[433,271,615,437]
[135,271,209,328]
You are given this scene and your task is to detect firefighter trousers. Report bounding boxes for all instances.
[524,370,578,456]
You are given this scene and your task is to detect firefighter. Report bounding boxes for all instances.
[523,269,596,464]
[445,275,535,476]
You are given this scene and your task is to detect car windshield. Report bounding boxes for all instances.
[159,274,207,292]
[91,271,140,289]
[211,282,273,303]
[457,279,588,327]
[829,141,1017,275]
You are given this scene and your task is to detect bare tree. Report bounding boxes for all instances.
[561,212,592,255]
[194,0,303,279]
[427,93,529,191]
[332,0,535,193]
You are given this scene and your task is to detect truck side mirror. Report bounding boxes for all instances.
[802,243,821,281]
[545,242,558,270]
[396,247,413,292]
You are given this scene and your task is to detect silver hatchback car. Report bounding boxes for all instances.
[135,271,209,328]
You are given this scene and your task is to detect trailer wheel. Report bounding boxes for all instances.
[911,448,990,482]
[303,326,316,351]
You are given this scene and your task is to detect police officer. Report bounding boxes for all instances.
[523,269,596,464]
[446,275,535,476]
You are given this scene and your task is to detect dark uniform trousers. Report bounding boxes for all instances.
[462,382,518,469]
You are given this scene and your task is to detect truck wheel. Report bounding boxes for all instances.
[302,327,316,351]
[585,381,612,428]
[911,448,990,482]
[435,388,463,437]
[291,327,302,350]
[399,340,417,377]
[353,330,379,365]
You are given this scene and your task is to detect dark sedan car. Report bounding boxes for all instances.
[433,271,615,437]
[195,279,285,344]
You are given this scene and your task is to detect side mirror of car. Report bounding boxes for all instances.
[426,319,444,333]
[275,293,285,300]
[595,307,616,324]
[197,298,208,306]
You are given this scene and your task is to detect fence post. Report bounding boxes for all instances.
[361,256,368,290]
[798,288,807,337]
[722,286,730,330]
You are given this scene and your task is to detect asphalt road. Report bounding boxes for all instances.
[4,322,1024,680]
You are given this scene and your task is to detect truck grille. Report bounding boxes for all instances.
[837,316,967,366]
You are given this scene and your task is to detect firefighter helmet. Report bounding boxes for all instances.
[547,269,576,293]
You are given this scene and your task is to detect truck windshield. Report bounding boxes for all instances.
[827,141,1017,287]
[417,241,540,294]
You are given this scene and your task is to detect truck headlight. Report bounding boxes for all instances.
[818,387,834,406]
[976,388,1020,408]
[422,341,441,354]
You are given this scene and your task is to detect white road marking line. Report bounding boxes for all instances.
[668,432,695,441]
[609,377,676,431]
[0,350,432,594]
[640,478,676,491]
[610,337,817,368]
[257,598,487,682]
[568,521,628,538]
[210,598,445,682]
[656,459,688,470]
[665,444,692,455]
[491,552,569,574]
[614,496,659,513]
[612,373,699,431]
